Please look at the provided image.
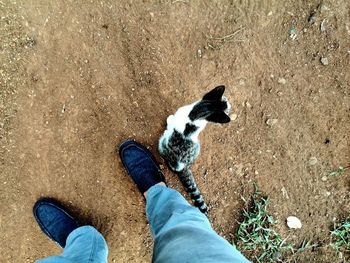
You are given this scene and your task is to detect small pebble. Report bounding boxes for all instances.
[320,57,329,65]
[278,77,287,85]
[266,118,278,126]
[230,113,238,121]
[287,216,302,229]
[308,157,318,165]
[321,176,328,181]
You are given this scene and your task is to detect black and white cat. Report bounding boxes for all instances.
[159,85,231,215]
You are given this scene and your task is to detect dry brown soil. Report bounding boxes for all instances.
[1,0,350,262]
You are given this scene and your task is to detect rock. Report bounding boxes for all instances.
[266,118,278,126]
[287,216,302,229]
[321,176,328,181]
[320,57,329,65]
[278,77,287,85]
[197,49,202,58]
[308,157,318,165]
[230,113,238,121]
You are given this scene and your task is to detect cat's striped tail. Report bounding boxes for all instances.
[178,169,208,215]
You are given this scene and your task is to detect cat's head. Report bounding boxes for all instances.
[189,85,231,124]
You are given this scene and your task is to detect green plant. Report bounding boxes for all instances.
[328,165,348,177]
[331,214,350,256]
[295,239,319,253]
[235,186,293,262]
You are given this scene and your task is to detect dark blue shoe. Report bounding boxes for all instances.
[33,198,80,248]
[119,140,166,194]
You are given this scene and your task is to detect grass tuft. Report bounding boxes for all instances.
[331,214,350,257]
[235,185,293,262]
[328,165,348,177]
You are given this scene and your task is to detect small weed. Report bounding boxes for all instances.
[235,185,293,262]
[328,165,348,177]
[331,214,350,257]
[295,239,319,253]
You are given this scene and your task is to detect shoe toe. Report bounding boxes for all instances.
[118,140,165,193]
[33,198,79,248]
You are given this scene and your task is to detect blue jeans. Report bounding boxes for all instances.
[37,185,250,263]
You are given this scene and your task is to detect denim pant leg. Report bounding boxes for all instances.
[146,185,250,263]
[36,226,108,263]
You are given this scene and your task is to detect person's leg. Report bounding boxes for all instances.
[33,199,108,263]
[36,226,108,263]
[119,140,250,263]
[146,185,250,263]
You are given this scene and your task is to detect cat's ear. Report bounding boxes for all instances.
[202,85,225,101]
[205,111,231,123]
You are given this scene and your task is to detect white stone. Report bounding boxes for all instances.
[230,113,238,121]
[286,216,302,229]
[321,57,329,65]
[266,118,278,126]
[278,77,287,85]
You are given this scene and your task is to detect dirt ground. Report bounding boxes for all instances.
[1,0,349,262]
